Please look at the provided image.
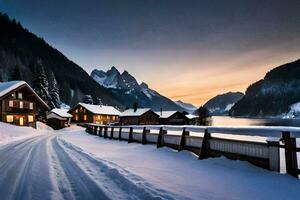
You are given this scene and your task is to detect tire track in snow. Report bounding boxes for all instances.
[57,137,182,200]
[50,136,111,200]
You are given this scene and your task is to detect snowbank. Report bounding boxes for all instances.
[0,122,52,145]
[61,126,300,200]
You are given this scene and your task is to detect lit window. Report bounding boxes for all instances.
[75,109,78,113]
[75,115,79,121]
[112,116,116,120]
[18,92,23,99]
[28,115,34,122]
[19,101,23,108]
[106,116,109,120]
[9,100,13,107]
[6,115,13,122]
[84,115,87,121]
[29,103,33,110]
[97,115,101,120]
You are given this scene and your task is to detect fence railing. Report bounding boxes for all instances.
[85,124,300,178]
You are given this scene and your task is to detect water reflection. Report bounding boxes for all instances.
[211,116,300,127]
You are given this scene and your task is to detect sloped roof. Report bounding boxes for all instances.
[155,111,178,118]
[120,108,153,117]
[78,103,121,115]
[51,109,72,118]
[0,81,49,109]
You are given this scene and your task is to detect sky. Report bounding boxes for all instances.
[1,0,300,106]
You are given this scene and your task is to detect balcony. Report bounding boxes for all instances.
[3,99,35,113]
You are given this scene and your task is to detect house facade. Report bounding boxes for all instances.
[156,111,189,125]
[46,109,72,130]
[0,81,49,128]
[119,108,159,125]
[69,103,120,124]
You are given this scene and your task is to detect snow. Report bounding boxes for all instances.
[120,108,152,117]
[225,103,234,111]
[155,111,178,118]
[285,102,300,118]
[186,114,198,119]
[78,102,121,115]
[0,123,300,199]
[0,121,52,145]
[61,127,300,200]
[49,108,72,118]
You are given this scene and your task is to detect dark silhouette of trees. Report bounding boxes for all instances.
[197,106,211,126]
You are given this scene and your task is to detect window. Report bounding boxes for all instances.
[18,92,23,99]
[6,115,13,122]
[75,109,78,113]
[28,115,34,122]
[84,109,86,113]
[75,115,79,121]
[97,115,101,120]
[84,115,87,121]
[19,101,23,109]
[29,103,33,110]
[9,100,13,107]
[112,116,116,121]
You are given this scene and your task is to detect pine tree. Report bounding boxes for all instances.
[32,59,51,105]
[96,97,103,105]
[9,65,22,81]
[83,94,93,104]
[48,71,61,108]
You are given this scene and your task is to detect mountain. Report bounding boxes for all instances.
[203,92,244,116]
[0,13,122,108]
[175,100,197,113]
[91,67,184,111]
[230,59,300,117]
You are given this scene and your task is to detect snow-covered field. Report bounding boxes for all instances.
[0,122,52,145]
[0,123,299,200]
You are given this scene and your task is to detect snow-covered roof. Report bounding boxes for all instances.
[120,108,152,117]
[185,114,198,119]
[78,103,121,116]
[155,111,178,118]
[0,81,49,109]
[50,109,72,118]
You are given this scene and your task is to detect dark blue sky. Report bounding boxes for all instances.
[1,0,300,104]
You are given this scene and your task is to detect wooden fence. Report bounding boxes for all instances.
[85,124,300,178]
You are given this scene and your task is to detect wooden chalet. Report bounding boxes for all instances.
[185,114,198,125]
[46,109,72,130]
[156,111,189,125]
[119,108,159,125]
[69,103,120,124]
[0,81,50,128]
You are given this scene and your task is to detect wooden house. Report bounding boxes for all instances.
[0,81,49,128]
[156,111,189,125]
[119,108,159,125]
[185,114,198,125]
[46,109,72,130]
[69,103,120,124]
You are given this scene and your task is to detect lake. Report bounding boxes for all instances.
[211,116,300,127]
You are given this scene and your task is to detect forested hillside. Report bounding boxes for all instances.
[0,13,122,108]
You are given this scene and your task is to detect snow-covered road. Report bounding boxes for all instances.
[0,133,178,200]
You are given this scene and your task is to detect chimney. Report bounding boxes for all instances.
[160,108,162,117]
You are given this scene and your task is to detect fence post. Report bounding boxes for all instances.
[179,128,189,151]
[157,127,166,148]
[128,127,133,143]
[98,127,103,137]
[93,126,98,135]
[104,126,108,139]
[118,127,122,140]
[198,129,210,159]
[142,127,147,144]
[110,127,114,139]
[267,138,280,172]
[282,131,298,177]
